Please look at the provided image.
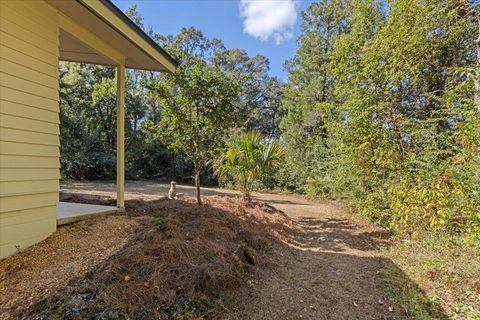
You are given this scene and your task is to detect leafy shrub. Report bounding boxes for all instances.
[215,131,284,202]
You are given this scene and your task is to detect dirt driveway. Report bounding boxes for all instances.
[60,181,427,319]
[62,180,339,217]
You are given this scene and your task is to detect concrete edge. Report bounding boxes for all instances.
[56,208,121,226]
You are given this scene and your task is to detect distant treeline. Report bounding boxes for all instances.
[60,2,480,239]
[59,7,284,184]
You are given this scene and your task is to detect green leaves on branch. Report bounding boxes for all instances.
[144,60,241,204]
[280,0,480,237]
[214,131,285,203]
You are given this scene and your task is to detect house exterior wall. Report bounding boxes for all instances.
[0,0,60,258]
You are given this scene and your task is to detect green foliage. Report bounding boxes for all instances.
[59,9,282,183]
[280,0,480,237]
[145,60,241,203]
[146,61,240,160]
[157,27,285,138]
[59,63,117,180]
[214,131,284,202]
[279,0,354,193]
[385,232,480,319]
[59,62,181,181]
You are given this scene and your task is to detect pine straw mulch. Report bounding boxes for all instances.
[1,194,292,320]
[0,215,137,320]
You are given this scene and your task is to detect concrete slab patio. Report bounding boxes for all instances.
[56,202,118,226]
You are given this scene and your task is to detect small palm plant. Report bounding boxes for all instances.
[214,131,284,203]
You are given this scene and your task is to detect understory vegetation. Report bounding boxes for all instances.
[384,233,480,319]
[280,0,479,241]
[214,131,285,203]
[57,1,480,318]
[277,1,480,316]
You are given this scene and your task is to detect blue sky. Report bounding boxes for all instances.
[113,0,314,81]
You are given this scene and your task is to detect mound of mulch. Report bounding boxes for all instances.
[21,194,291,320]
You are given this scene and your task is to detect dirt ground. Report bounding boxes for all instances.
[61,181,430,319]
[0,181,437,319]
[0,215,138,319]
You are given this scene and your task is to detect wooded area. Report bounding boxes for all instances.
[60,1,479,242]
[1,0,478,318]
[280,0,479,239]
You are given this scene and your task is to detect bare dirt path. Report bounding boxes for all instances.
[61,181,420,319]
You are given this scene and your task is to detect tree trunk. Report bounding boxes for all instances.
[243,191,252,205]
[194,167,202,205]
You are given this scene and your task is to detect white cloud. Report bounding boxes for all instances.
[239,0,298,45]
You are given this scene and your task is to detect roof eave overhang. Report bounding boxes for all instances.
[84,0,178,73]
[95,0,179,72]
[49,0,178,73]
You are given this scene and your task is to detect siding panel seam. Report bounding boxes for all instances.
[0,111,60,125]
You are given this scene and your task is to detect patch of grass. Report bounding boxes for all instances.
[377,263,442,319]
[383,232,480,319]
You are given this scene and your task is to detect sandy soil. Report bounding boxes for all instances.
[60,181,416,319]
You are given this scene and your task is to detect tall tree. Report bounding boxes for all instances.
[281,0,479,233]
[280,0,353,193]
[157,28,283,136]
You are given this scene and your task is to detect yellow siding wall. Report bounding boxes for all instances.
[0,1,59,258]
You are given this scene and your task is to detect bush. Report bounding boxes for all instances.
[215,131,284,202]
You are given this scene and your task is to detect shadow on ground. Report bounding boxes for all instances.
[229,214,446,320]
[289,216,390,252]
[4,193,445,320]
